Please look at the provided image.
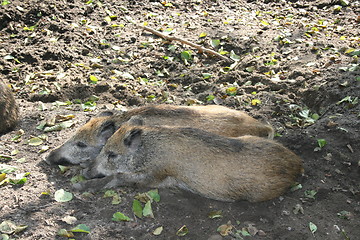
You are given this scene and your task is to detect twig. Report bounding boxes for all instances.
[134,23,234,63]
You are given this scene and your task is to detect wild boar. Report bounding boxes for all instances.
[80,117,302,202]
[0,80,19,134]
[46,104,274,166]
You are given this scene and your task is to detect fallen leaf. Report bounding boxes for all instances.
[217,222,233,236]
[27,137,43,146]
[54,189,73,202]
[208,210,223,219]
[61,216,77,225]
[199,32,207,38]
[153,226,163,235]
[143,201,154,218]
[293,204,304,214]
[112,212,131,222]
[309,222,317,235]
[176,225,189,237]
[132,199,143,218]
[211,39,220,48]
[0,221,27,234]
[57,229,74,238]
[147,189,161,202]
[70,224,91,234]
[0,164,18,173]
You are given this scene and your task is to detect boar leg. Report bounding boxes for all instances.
[73,172,152,192]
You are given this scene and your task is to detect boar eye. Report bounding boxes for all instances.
[108,151,117,159]
[76,141,87,148]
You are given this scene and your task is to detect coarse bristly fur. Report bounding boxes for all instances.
[81,118,303,202]
[46,104,274,166]
[0,80,19,135]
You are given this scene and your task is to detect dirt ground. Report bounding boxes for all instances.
[0,0,359,239]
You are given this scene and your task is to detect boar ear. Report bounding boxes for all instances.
[98,121,116,144]
[127,116,144,126]
[123,128,142,151]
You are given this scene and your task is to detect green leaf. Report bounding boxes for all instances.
[304,190,317,199]
[54,189,73,202]
[143,201,154,218]
[240,228,251,236]
[89,75,98,84]
[153,226,163,235]
[58,165,70,174]
[309,222,317,234]
[43,120,74,132]
[230,50,241,61]
[180,51,192,61]
[317,139,327,148]
[0,173,6,182]
[202,73,212,79]
[199,32,207,38]
[0,164,18,173]
[251,99,261,106]
[1,0,11,6]
[293,204,304,214]
[112,212,131,222]
[104,16,111,22]
[337,211,351,219]
[57,229,74,238]
[70,224,91,234]
[176,225,189,237]
[147,189,160,202]
[0,154,12,161]
[103,190,117,198]
[111,194,121,205]
[290,183,302,192]
[311,113,319,120]
[81,101,96,111]
[27,137,43,146]
[0,221,27,234]
[211,39,220,48]
[206,95,215,102]
[340,0,349,6]
[245,66,255,73]
[103,190,121,204]
[132,200,143,218]
[208,210,223,219]
[226,87,237,96]
[23,25,36,31]
[70,175,86,184]
[9,177,27,185]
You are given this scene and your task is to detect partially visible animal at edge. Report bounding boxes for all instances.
[46,104,274,166]
[79,117,303,202]
[0,80,19,135]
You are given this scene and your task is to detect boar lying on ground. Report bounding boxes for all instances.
[79,117,303,202]
[46,104,274,166]
[0,80,19,134]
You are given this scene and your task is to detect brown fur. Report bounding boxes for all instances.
[46,105,274,166]
[0,80,19,134]
[81,119,303,202]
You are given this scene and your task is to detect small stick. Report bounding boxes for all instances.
[134,24,234,63]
